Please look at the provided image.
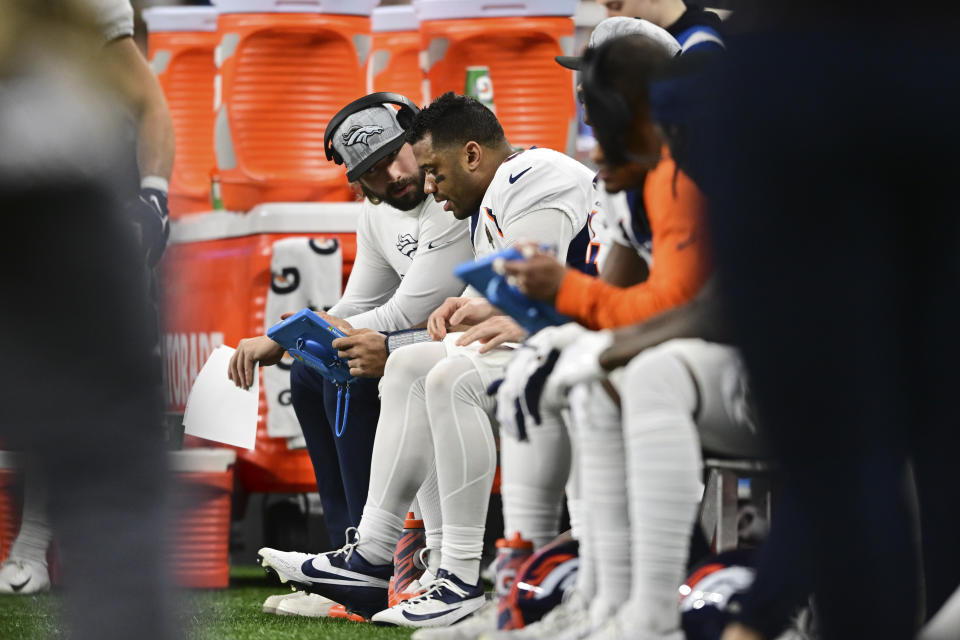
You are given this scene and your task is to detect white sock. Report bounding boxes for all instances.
[426,355,498,585]
[356,342,447,565]
[416,468,443,558]
[500,405,571,549]
[565,406,596,603]
[621,344,703,634]
[570,382,631,621]
[10,469,51,565]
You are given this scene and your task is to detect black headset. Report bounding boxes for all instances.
[324,92,421,166]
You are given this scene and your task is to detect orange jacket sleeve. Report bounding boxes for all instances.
[554,154,712,330]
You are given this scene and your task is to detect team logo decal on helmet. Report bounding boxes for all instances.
[499,533,579,630]
[342,124,384,147]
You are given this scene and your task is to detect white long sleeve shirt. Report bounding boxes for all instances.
[328,196,472,332]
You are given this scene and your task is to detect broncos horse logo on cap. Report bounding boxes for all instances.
[342,124,384,147]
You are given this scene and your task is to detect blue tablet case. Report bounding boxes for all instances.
[266,309,355,386]
[454,248,571,334]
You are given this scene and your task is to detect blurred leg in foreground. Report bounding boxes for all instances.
[708,11,960,639]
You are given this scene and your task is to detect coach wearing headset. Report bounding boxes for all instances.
[228,93,472,614]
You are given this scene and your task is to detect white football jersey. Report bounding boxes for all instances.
[472,148,595,261]
[595,182,653,265]
[329,196,472,332]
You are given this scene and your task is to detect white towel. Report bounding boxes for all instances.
[262,237,342,444]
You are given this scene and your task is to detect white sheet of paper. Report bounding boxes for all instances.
[183,345,258,450]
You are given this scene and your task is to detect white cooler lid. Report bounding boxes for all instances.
[169,448,237,473]
[413,0,577,20]
[213,0,377,15]
[143,6,219,33]
[170,203,362,245]
[373,5,419,33]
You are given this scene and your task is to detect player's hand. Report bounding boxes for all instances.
[502,251,568,303]
[428,297,494,341]
[720,624,766,640]
[455,316,528,353]
[228,335,285,389]
[333,329,387,378]
[318,310,353,332]
[127,187,170,267]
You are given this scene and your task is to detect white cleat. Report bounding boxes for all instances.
[412,598,497,640]
[481,589,595,640]
[262,590,301,614]
[276,592,337,617]
[0,558,50,595]
[372,569,486,628]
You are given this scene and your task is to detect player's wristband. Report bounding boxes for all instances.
[385,329,432,356]
[141,175,169,195]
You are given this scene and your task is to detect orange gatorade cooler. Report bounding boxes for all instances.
[143,7,219,218]
[0,452,20,563]
[168,448,236,588]
[162,203,360,494]
[369,5,423,103]
[212,0,379,211]
[415,0,578,153]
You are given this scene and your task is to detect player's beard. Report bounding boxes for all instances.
[381,169,427,211]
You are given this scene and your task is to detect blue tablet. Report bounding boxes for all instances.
[266,309,355,385]
[454,248,570,334]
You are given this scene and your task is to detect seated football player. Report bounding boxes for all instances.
[228,93,473,616]
[257,92,599,628]
[489,36,763,640]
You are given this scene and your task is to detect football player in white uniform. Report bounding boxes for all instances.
[230,93,473,617]
[490,36,765,640]
[258,92,596,628]
[0,0,175,597]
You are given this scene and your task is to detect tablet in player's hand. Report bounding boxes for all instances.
[454,248,570,334]
[267,309,354,385]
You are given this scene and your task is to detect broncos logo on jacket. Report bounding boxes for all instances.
[396,233,418,258]
[342,124,384,147]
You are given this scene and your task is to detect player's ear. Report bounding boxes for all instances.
[463,141,483,171]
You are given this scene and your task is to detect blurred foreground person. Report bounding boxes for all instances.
[0,1,172,639]
[0,0,174,597]
[704,5,960,640]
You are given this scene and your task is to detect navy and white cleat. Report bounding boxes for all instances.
[372,569,486,628]
[258,527,392,619]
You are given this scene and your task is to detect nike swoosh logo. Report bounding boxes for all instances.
[402,605,462,622]
[427,239,458,250]
[676,234,698,251]
[299,560,389,588]
[508,167,532,184]
[11,577,30,592]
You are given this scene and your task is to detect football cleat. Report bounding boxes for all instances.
[262,590,302,614]
[276,592,337,617]
[258,527,392,619]
[371,569,486,628]
[481,589,594,640]
[329,604,367,623]
[411,598,498,640]
[0,558,50,595]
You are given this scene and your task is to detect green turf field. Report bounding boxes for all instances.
[0,566,415,640]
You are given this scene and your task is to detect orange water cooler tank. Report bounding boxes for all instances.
[414,0,579,154]
[211,0,378,211]
[369,5,424,104]
[143,7,219,218]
